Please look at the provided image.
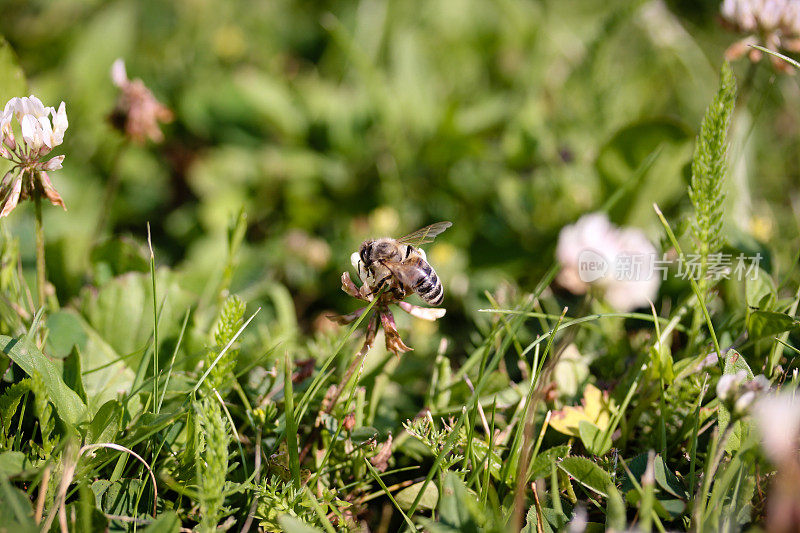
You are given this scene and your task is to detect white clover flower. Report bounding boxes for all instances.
[717,369,748,401]
[3,96,67,153]
[753,390,800,463]
[718,371,771,414]
[735,390,757,413]
[555,212,660,312]
[0,95,69,216]
[721,0,800,71]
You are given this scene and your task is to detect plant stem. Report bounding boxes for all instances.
[92,139,128,245]
[34,193,46,311]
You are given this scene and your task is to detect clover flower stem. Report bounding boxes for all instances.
[92,139,127,245]
[34,192,46,312]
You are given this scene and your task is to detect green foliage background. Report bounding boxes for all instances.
[1,0,799,530]
[3,0,794,327]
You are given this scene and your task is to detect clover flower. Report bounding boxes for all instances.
[753,390,800,463]
[110,58,173,144]
[721,0,800,71]
[328,261,445,357]
[0,96,68,216]
[555,213,660,312]
[752,390,800,532]
[717,370,771,415]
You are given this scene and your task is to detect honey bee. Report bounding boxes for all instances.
[352,222,452,305]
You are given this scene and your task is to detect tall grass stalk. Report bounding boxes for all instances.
[511,309,567,531]
[147,223,158,413]
[688,62,736,296]
[654,204,722,365]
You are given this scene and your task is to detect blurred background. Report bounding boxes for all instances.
[0,0,794,362]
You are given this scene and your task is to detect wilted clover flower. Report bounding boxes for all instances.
[721,0,800,71]
[328,256,445,356]
[110,58,173,144]
[555,213,660,312]
[0,95,69,216]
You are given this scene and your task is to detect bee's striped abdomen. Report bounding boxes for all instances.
[413,262,444,305]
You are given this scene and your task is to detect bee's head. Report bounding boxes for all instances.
[359,240,374,267]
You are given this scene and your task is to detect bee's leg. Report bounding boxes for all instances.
[375,274,392,292]
[392,286,406,300]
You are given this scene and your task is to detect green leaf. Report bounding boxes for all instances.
[439,472,482,531]
[0,335,88,427]
[0,37,26,107]
[46,311,89,359]
[92,478,144,517]
[63,346,88,404]
[0,477,36,532]
[522,506,541,533]
[653,456,687,499]
[718,350,755,453]
[396,480,438,511]
[78,269,190,360]
[350,426,378,446]
[722,349,754,380]
[0,451,28,477]
[529,445,571,482]
[0,381,30,437]
[621,453,686,499]
[521,505,568,533]
[75,270,191,413]
[748,310,799,341]
[87,399,122,445]
[578,420,611,456]
[277,514,325,533]
[143,511,181,533]
[625,490,685,519]
[558,456,612,497]
[605,482,626,531]
[470,437,503,481]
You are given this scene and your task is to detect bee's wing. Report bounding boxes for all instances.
[397,221,452,246]
[380,260,423,288]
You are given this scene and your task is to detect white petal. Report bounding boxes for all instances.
[3,97,20,118]
[20,114,42,150]
[51,102,68,144]
[23,95,46,118]
[0,109,11,135]
[350,252,361,273]
[734,390,756,413]
[43,155,64,171]
[111,58,128,87]
[37,116,54,148]
[8,97,26,121]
